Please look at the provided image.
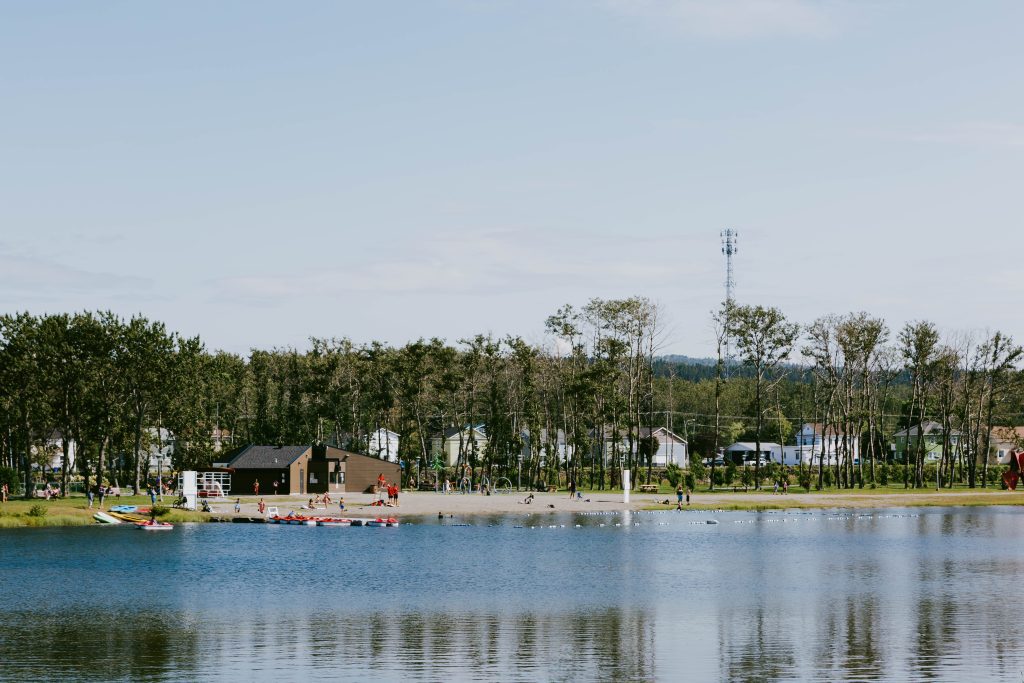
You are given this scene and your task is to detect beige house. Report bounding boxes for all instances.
[990,426,1024,464]
[431,425,488,467]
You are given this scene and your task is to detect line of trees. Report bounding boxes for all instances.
[2,300,1022,499]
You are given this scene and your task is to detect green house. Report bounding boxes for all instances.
[891,421,961,463]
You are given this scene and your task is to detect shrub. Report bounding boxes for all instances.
[0,466,19,493]
[712,468,729,486]
[684,472,696,491]
[27,504,47,518]
[150,505,169,518]
[665,462,683,488]
[740,468,754,489]
[689,459,706,483]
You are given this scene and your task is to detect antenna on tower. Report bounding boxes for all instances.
[721,229,738,305]
[720,229,738,375]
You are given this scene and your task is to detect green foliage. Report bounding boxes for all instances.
[150,505,170,518]
[740,467,754,488]
[665,462,683,488]
[0,466,20,491]
[684,472,696,490]
[688,459,706,483]
[27,504,47,518]
[724,462,737,486]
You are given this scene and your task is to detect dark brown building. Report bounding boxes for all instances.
[226,444,401,496]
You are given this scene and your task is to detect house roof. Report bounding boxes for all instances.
[725,442,781,451]
[438,425,487,440]
[893,421,962,437]
[639,426,687,443]
[798,423,852,437]
[521,428,567,445]
[227,445,310,469]
[991,426,1024,446]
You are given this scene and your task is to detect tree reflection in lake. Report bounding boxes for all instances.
[3,507,1024,682]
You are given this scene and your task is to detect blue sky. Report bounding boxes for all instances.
[2,1,1022,355]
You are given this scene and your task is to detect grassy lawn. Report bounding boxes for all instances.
[0,494,210,527]
[639,486,1024,511]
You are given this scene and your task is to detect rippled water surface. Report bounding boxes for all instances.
[2,506,1023,682]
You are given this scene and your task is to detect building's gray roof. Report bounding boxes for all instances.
[725,442,781,451]
[438,425,487,440]
[227,445,310,469]
[639,426,687,443]
[893,421,961,438]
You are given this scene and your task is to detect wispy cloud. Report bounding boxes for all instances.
[211,229,708,306]
[905,122,1024,149]
[0,247,151,296]
[602,0,836,39]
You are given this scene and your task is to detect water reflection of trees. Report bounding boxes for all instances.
[1,610,201,682]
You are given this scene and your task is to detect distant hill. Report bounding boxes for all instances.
[654,355,812,383]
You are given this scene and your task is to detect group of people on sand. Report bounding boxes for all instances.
[305,492,334,509]
[676,484,691,509]
[374,473,400,507]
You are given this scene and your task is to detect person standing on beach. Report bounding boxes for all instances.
[272,480,278,496]
[97,486,105,509]
[257,498,266,515]
[1,482,7,503]
[568,479,576,500]
[148,486,157,506]
[685,488,691,506]
[253,479,260,496]
[676,484,684,507]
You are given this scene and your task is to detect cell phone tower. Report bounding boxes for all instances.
[721,229,738,305]
[720,229,738,372]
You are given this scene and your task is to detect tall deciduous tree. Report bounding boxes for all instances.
[729,305,799,488]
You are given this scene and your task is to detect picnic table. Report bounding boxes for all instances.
[638,484,659,493]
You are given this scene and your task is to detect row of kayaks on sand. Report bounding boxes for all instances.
[93,509,398,529]
[269,515,399,527]
[93,510,174,530]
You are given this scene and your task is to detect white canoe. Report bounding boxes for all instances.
[93,512,122,524]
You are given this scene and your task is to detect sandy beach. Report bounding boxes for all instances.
[222,488,1024,519]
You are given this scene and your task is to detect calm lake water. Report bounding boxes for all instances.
[1,506,1023,682]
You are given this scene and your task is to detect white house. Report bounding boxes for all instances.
[794,423,859,464]
[34,430,75,472]
[520,428,573,466]
[639,427,689,467]
[725,442,782,465]
[431,425,488,467]
[590,426,689,467]
[368,428,401,462]
[781,444,840,467]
